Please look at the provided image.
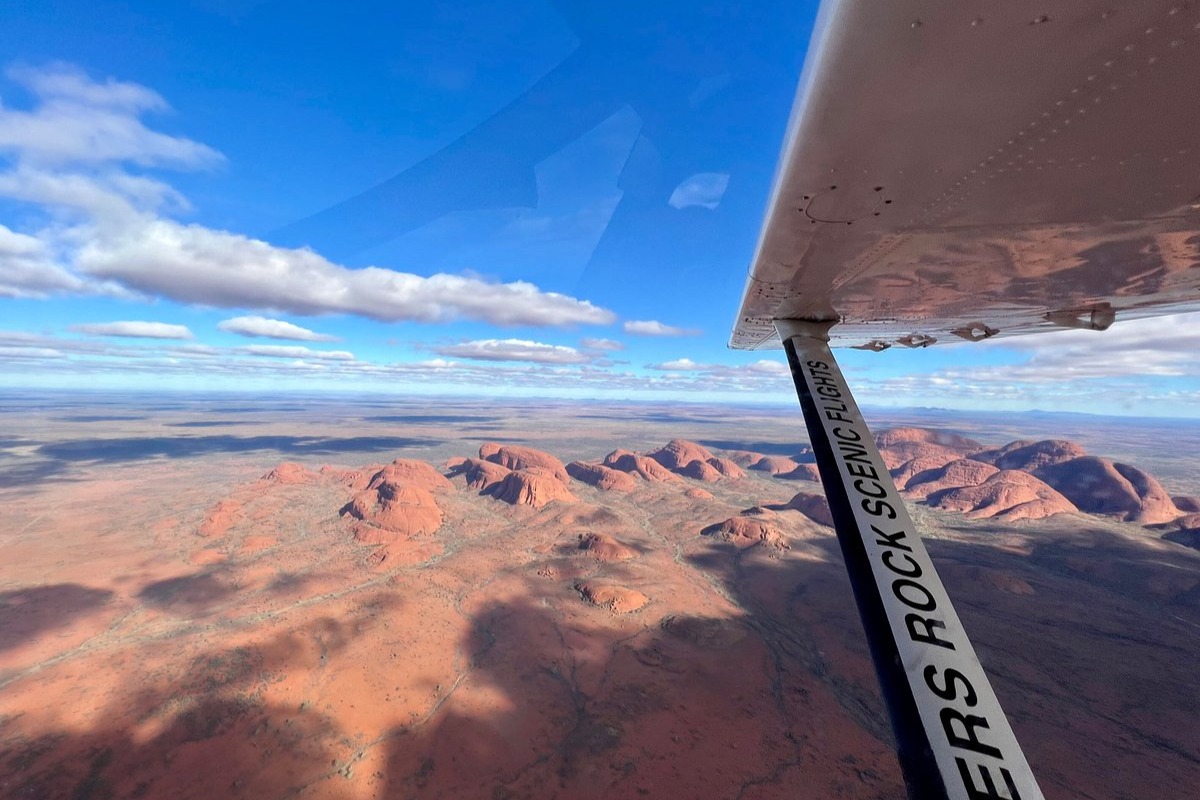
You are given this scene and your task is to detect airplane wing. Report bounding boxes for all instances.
[732,0,1200,350]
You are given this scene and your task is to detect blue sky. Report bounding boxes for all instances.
[1,0,1199,416]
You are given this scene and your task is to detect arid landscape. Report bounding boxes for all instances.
[1,392,1198,799]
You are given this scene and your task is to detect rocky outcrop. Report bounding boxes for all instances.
[648,439,715,470]
[892,454,962,490]
[927,470,1076,521]
[488,468,576,509]
[703,514,788,550]
[579,532,637,561]
[778,463,821,483]
[726,451,767,468]
[640,439,745,482]
[973,439,1088,472]
[260,462,314,485]
[576,582,648,613]
[480,443,570,485]
[603,449,681,482]
[342,480,443,540]
[367,459,455,493]
[452,458,511,491]
[567,461,638,492]
[1034,457,1180,524]
[1173,495,1200,514]
[875,428,982,470]
[784,493,834,527]
[198,500,243,537]
[904,459,999,500]
[748,455,800,475]
[679,460,722,482]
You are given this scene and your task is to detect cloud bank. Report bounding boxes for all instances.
[217,316,339,342]
[0,64,615,329]
[71,321,194,339]
[432,338,590,365]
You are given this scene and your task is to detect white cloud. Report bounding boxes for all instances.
[240,344,355,361]
[432,338,590,365]
[968,312,1200,380]
[0,64,221,167]
[623,319,699,337]
[71,321,194,339]
[0,223,85,297]
[77,220,615,327]
[0,64,616,330]
[649,357,790,379]
[217,315,338,342]
[652,358,701,371]
[668,172,730,210]
[581,337,624,351]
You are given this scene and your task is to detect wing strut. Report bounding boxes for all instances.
[777,319,1043,800]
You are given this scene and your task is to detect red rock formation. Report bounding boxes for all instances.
[749,455,799,475]
[679,460,722,482]
[443,456,469,471]
[785,493,834,527]
[456,458,511,491]
[725,450,766,468]
[876,427,981,451]
[685,487,714,500]
[603,449,681,482]
[705,515,788,550]
[480,443,569,485]
[642,440,744,481]
[927,470,1076,521]
[260,462,314,484]
[1034,457,1180,523]
[342,480,442,539]
[648,439,716,470]
[578,532,637,561]
[904,459,999,500]
[198,500,243,537]
[875,428,981,470]
[566,461,637,491]
[1173,495,1200,513]
[707,457,745,479]
[778,463,822,483]
[576,582,648,613]
[891,454,962,490]
[367,459,454,493]
[974,439,1089,471]
[317,464,382,491]
[488,468,576,509]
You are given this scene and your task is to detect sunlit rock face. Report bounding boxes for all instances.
[927,470,1077,522]
[480,443,570,485]
[567,461,638,492]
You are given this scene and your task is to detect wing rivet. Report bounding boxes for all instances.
[1030,15,1050,25]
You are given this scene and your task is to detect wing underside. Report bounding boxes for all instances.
[731,0,1200,350]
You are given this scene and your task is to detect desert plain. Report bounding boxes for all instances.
[1,390,1198,799]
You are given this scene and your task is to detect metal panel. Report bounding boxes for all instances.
[731,1,1200,350]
